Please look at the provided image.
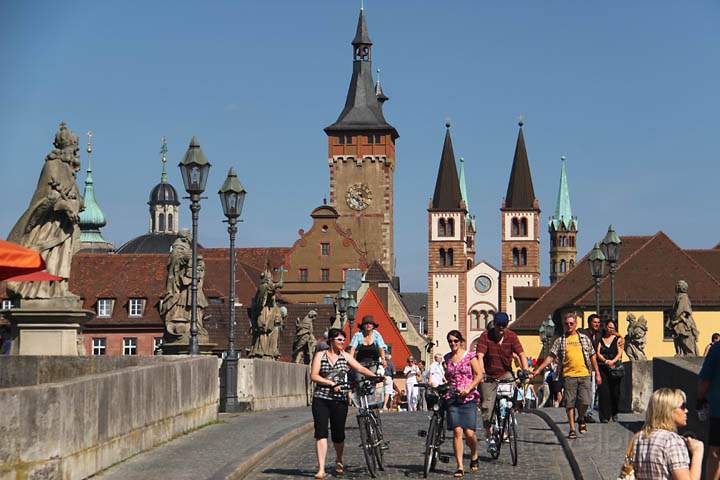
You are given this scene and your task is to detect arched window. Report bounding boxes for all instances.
[512,248,520,266]
[159,213,165,232]
[168,213,173,232]
[438,218,446,237]
[511,218,520,237]
[151,214,156,232]
[447,248,454,266]
[467,259,472,270]
[520,218,528,236]
[560,260,567,273]
[570,237,575,247]
[470,311,480,330]
[447,218,455,236]
[439,248,446,267]
[569,260,575,269]
[520,248,528,266]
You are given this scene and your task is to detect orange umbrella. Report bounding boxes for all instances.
[0,239,46,282]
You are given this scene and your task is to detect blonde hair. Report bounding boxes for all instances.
[642,388,686,436]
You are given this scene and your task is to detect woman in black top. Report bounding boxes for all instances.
[596,321,623,422]
[310,328,376,479]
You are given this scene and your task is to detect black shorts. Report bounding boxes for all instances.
[312,397,349,443]
[550,379,564,396]
[710,417,720,447]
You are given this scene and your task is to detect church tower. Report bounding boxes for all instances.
[325,7,399,278]
[500,120,540,321]
[459,157,476,268]
[78,131,113,253]
[428,124,472,351]
[148,137,180,234]
[549,156,578,283]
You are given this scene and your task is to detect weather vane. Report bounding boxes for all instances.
[160,136,168,182]
[86,131,93,170]
[518,113,525,127]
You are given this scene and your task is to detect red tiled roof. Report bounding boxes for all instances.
[686,249,720,283]
[512,235,653,331]
[514,286,549,299]
[365,261,391,283]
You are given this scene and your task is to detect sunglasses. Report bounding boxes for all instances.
[677,402,687,410]
[333,337,346,343]
[448,339,461,344]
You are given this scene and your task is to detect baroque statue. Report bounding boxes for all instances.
[292,310,316,364]
[248,267,286,359]
[7,123,83,304]
[538,316,556,360]
[667,280,699,356]
[160,230,209,345]
[624,313,648,361]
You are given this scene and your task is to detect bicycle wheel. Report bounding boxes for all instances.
[358,415,377,478]
[423,414,439,478]
[369,413,384,471]
[490,407,501,459]
[505,409,518,466]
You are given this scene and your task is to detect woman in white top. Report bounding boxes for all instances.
[404,356,421,411]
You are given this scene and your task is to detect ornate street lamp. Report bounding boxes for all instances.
[218,167,246,412]
[588,242,606,325]
[600,225,621,324]
[178,136,211,355]
[336,287,349,334]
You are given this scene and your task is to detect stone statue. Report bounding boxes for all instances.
[292,310,317,364]
[668,280,699,356]
[538,316,556,360]
[624,313,648,360]
[7,123,83,304]
[159,230,209,345]
[248,267,286,359]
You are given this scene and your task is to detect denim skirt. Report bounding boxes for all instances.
[447,400,477,431]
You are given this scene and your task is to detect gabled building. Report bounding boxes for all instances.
[325,7,399,278]
[548,156,578,283]
[500,120,541,322]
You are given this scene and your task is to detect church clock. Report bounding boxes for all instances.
[345,183,372,211]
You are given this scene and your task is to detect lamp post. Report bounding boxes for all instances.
[218,167,246,412]
[337,287,349,332]
[178,136,211,355]
[588,242,606,325]
[600,225,621,324]
[347,297,357,335]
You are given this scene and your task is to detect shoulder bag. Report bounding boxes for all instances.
[617,433,638,480]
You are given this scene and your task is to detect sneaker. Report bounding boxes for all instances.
[584,413,596,423]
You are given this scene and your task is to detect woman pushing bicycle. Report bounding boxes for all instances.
[443,329,482,478]
[310,327,380,479]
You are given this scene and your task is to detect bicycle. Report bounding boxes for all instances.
[486,371,529,466]
[415,383,460,478]
[339,375,387,478]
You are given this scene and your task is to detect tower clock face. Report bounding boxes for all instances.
[346,183,372,210]
[475,275,492,293]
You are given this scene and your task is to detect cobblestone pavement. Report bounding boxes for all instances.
[245,410,574,479]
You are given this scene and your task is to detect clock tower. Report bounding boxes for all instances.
[325,7,399,278]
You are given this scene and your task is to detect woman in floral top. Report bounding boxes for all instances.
[443,329,482,477]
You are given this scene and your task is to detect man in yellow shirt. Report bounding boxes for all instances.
[531,311,602,439]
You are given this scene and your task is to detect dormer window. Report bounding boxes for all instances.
[129,298,145,317]
[97,298,114,317]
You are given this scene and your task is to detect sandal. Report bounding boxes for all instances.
[568,430,577,439]
[453,469,465,478]
[470,457,479,472]
[335,462,344,475]
[578,423,587,434]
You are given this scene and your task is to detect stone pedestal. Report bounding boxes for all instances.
[5,308,93,356]
[161,342,217,355]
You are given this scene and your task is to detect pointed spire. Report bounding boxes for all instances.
[550,155,577,230]
[458,156,469,211]
[79,131,111,248]
[431,123,464,211]
[375,68,388,103]
[503,119,537,210]
[160,136,168,183]
[352,7,372,46]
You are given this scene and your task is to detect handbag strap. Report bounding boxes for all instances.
[625,432,640,461]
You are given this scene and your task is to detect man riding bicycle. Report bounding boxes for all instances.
[475,312,529,452]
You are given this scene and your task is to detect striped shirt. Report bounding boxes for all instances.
[314,352,349,401]
[633,430,689,480]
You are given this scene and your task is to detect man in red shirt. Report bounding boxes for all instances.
[476,312,528,450]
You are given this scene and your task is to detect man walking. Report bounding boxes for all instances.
[476,312,528,452]
[581,314,602,423]
[532,311,602,439]
[698,339,720,480]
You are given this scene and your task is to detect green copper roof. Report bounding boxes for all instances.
[79,165,110,243]
[549,156,577,230]
[458,156,475,229]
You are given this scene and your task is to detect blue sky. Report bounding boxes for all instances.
[1,1,718,292]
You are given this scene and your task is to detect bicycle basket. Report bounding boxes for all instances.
[352,380,385,408]
[496,383,514,397]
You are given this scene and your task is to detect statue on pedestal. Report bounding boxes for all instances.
[7,123,83,305]
[292,310,316,364]
[624,313,648,360]
[160,230,209,345]
[668,280,699,356]
[538,316,555,360]
[248,267,286,359]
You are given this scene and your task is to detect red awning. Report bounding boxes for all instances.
[0,239,46,282]
[3,271,62,282]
